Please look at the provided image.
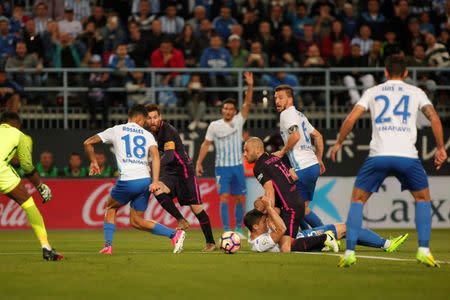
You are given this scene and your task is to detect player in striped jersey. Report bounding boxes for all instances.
[196,72,254,238]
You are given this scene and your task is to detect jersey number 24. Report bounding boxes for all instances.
[375,95,411,124]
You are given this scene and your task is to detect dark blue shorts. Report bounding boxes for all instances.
[354,156,429,193]
[110,177,151,212]
[215,165,246,195]
[295,163,320,201]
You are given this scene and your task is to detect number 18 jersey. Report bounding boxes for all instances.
[357,80,432,158]
[98,122,157,181]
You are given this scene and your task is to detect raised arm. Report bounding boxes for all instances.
[196,139,213,176]
[330,105,366,162]
[240,72,254,119]
[422,104,448,170]
[83,134,103,176]
[310,129,326,174]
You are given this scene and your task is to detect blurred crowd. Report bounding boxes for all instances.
[0,0,449,127]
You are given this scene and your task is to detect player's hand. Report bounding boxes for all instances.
[37,183,52,203]
[244,71,253,86]
[330,143,342,162]
[89,161,100,176]
[319,159,326,175]
[434,147,448,170]
[289,168,298,181]
[272,150,284,158]
[195,164,203,177]
[149,181,161,193]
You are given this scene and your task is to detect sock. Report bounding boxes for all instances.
[235,202,244,229]
[298,224,337,238]
[155,193,184,221]
[291,235,327,252]
[21,197,50,249]
[357,228,386,248]
[346,202,364,251]
[415,201,431,247]
[103,223,116,247]
[299,220,310,230]
[151,223,176,239]
[304,211,324,228]
[220,202,230,231]
[195,210,215,244]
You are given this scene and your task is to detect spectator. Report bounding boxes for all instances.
[439,29,450,53]
[52,32,81,68]
[108,43,135,88]
[175,24,201,67]
[390,0,410,53]
[257,21,276,58]
[275,24,300,67]
[437,1,450,33]
[405,43,437,100]
[228,34,248,68]
[76,21,104,65]
[298,23,320,60]
[6,41,42,87]
[131,0,160,15]
[314,2,335,39]
[268,4,284,39]
[241,0,267,21]
[301,44,326,106]
[229,24,245,47]
[151,38,185,86]
[36,151,59,178]
[407,18,425,55]
[87,5,107,29]
[41,20,59,66]
[184,74,208,131]
[327,41,349,104]
[213,6,238,41]
[101,15,126,54]
[367,40,383,67]
[22,19,45,59]
[86,54,109,128]
[64,0,91,23]
[41,0,65,21]
[127,20,150,67]
[63,152,88,177]
[340,3,358,38]
[419,11,435,35]
[287,3,312,39]
[126,71,152,108]
[245,40,268,68]
[58,7,82,38]
[128,0,156,36]
[321,19,350,59]
[159,3,185,37]
[0,69,24,112]
[351,24,373,56]
[425,32,450,67]
[0,17,16,59]
[187,5,207,37]
[199,34,233,103]
[343,43,375,104]
[34,2,51,36]
[381,30,402,61]
[242,9,259,45]
[92,151,113,177]
[9,4,28,36]
[147,19,166,55]
[198,19,215,53]
[359,0,386,41]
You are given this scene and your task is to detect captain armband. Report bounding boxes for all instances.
[288,125,299,134]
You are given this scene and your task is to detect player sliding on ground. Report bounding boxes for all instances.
[84,105,185,254]
[0,112,63,261]
[331,55,448,268]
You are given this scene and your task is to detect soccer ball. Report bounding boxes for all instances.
[220,231,241,254]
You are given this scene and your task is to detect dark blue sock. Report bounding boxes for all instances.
[415,202,431,247]
[346,202,364,250]
[304,211,324,227]
[357,228,386,248]
[103,223,116,247]
[300,220,310,230]
[151,223,176,239]
[298,224,337,238]
[235,203,244,229]
[220,202,230,231]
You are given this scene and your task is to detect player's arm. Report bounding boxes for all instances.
[240,71,254,119]
[17,134,52,203]
[196,139,213,176]
[310,129,326,174]
[422,104,448,170]
[330,105,366,162]
[148,145,161,192]
[160,141,175,168]
[274,125,300,158]
[262,180,276,207]
[83,134,103,176]
[266,206,287,243]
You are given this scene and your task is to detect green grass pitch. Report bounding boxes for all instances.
[0,229,449,300]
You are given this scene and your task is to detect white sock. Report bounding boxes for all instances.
[418,247,430,254]
[344,249,355,256]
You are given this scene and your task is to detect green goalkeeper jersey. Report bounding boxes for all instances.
[0,123,35,175]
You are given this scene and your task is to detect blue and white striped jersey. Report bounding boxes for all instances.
[205,113,246,167]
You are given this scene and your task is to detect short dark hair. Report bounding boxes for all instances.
[274,84,294,99]
[222,98,237,109]
[0,111,21,125]
[70,152,81,158]
[160,37,173,45]
[128,104,148,118]
[244,209,264,232]
[146,104,161,115]
[385,54,407,77]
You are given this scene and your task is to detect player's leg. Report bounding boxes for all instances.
[216,167,232,231]
[153,179,189,230]
[190,204,216,251]
[296,164,323,230]
[230,165,247,239]
[100,196,121,254]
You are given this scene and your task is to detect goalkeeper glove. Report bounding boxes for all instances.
[37,183,52,203]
